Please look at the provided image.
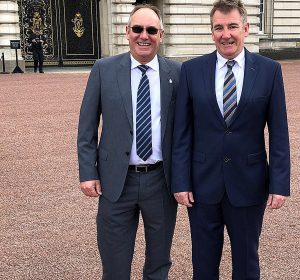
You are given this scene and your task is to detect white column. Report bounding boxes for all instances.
[0,0,25,72]
[110,0,134,56]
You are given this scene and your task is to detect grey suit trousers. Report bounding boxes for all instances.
[97,165,177,280]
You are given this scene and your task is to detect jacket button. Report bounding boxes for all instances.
[130,130,133,135]
[126,152,130,156]
[225,130,232,135]
[224,156,231,163]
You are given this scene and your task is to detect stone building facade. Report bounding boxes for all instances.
[0,0,299,72]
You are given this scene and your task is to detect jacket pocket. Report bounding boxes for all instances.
[247,151,267,165]
[192,152,206,163]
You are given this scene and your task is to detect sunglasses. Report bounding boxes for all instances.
[128,25,162,35]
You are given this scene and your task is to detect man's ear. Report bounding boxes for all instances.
[125,26,130,40]
[244,22,250,37]
[160,30,165,43]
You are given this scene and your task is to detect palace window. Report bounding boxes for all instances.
[259,0,265,33]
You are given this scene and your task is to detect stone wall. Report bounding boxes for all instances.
[108,0,260,60]
[0,0,25,72]
[1,0,299,69]
[260,0,300,59]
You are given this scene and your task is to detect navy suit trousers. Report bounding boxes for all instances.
[188,193,266,280]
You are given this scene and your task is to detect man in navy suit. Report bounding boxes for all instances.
[171,0,290,279]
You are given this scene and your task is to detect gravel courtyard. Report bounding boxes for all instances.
[0,60,299,279]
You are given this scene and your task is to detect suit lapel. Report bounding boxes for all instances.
[205,52,226,126]
[158,56,173,141]
[117,52,133,129]
[229,49,257,125]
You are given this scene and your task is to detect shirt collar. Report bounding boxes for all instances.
[130,54,159,72]
[216,48,245,70]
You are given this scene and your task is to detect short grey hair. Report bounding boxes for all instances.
[128,4,164,30]
[210,0,248,28]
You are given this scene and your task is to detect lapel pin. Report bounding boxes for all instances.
[169,79,172,84]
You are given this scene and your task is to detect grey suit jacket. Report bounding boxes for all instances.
[78,52,181,202]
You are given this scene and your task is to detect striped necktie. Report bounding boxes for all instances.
[223,60,237,126]
[136,65,152,161]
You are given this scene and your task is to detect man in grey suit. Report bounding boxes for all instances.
[77,4,181,280]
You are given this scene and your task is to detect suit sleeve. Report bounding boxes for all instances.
[171,63,193,193]
[77,61,102,182]
[267,63,290,195]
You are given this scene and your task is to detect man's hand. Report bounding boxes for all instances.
[267,194,287,209]
[80,180,102,197]
[174,192,194,207]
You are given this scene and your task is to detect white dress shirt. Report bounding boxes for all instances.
[129,55,163,165]
[215,49,245,116]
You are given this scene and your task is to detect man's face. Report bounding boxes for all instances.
[126,8,164,64]
[211,9,249,59]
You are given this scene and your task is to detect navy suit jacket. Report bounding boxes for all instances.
[171,49,290,207]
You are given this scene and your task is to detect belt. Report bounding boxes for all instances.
[128,161,163,172]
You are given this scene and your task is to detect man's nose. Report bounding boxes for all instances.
[140,29,149,39]
[222,28,231,38]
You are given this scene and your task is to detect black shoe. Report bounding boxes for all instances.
[34,69,37,73]
[39,71,44,73]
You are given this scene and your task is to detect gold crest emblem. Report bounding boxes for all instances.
[32,12,43,33]
[72,13,85,38]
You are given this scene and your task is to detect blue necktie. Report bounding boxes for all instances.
[223,60,237,126]
[136,65,152,161]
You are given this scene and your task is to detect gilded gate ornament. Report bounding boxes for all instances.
[32,11,43,33]
[72,13,85,38]
[18,0,100,65]
[18,0,52,61]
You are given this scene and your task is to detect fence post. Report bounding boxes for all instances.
[0,53,10,74]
